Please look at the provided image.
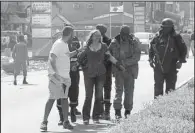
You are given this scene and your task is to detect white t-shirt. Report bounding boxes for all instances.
[48,38,70,79]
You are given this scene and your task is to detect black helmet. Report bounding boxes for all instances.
[161,18,174,28]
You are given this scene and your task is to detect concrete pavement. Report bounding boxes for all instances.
[1,55,194,133]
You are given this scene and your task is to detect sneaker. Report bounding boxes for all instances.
[63,120,73,130]
[58,120,63,126]
[93,119,100,124]
[14,80,17,85]
[83,120,89,125]
[40,121,48,131]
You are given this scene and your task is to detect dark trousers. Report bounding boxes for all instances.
[14,60,27,77]
[113,70,135,111]
[56,70,80,118]
[154,67,178,99]
[68,70,80,108]
[82,73,105,121]
[99,64,112,114]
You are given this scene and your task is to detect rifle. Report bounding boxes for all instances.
[151,43,164,73]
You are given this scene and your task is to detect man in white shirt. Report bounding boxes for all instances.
[40,26,84,131]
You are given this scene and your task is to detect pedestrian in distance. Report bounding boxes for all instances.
[190,31,194,56]
[149,18,187,99]
[96,24,112,120]
[109,25,141,120]
[12,35,29,85]
[181,30,191,58]
[40,26,84,131]
[77,29,126,125]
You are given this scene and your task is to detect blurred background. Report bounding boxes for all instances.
[1,1,194,58]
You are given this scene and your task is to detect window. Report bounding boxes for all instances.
[87,3,94,9]
[73,3,80,9]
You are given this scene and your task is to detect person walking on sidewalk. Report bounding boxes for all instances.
[12,35,29,85]
[149,18,187,99]
[78,30,125,125]
[56,35,82,125]
[181,30,191,58]
[40,26,84,131]
[96,24,112,120]
[190,31,194,56]
[108,25,141,120]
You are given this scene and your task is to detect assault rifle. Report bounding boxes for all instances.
[151,43,164,73]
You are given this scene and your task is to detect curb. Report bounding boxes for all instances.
[176,76,194,90]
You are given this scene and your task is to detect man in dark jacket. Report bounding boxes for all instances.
[109,25,141,119]
[149,18,187,99]
[96,24,112,120]
[190,31,194,56]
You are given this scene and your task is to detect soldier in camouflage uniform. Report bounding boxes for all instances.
[108,25,141,119]
[149,18,187,99]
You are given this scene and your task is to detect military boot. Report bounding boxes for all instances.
[124,110,131,119]
[70,107,76,122]
[103,103,111,120]
[58,111,64,125]
[23,77,28,84]
[115,109,122,120]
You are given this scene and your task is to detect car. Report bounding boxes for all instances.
[134,32,154,54]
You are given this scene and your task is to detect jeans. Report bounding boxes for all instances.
[113,69,135,111]
[82,73,105,121]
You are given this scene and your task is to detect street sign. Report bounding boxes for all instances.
[133,2,146,32]
[32,2,51,13]
[32,14,51,27]
[32,28,51,38]
[110,2,124,13]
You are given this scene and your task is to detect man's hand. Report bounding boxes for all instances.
[78,46,86,52]
[149,60,155,68]
[71,65,77,71]
[176,62,182,69]
[116,61,126,72]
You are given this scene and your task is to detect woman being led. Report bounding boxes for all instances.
[78,30,125,125]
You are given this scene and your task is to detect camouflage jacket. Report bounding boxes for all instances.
[68,36,81,71]
[108,34,141,79]
[149,31,187,73]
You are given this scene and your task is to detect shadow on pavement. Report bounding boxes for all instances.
[46,122,116,133]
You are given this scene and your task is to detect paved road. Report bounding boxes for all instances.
[1,55,194,133]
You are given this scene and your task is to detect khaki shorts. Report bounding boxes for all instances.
[48,74,71,99]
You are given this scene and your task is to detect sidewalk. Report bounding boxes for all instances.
[1,56,194,133]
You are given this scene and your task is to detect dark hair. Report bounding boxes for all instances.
[62,26,73,37]
[18,35,24,42]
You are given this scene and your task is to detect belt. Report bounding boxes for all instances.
[70,58,77,62]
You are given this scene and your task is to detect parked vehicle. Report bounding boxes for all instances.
[134,32,154,54]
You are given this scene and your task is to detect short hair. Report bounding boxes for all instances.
[62,26,73,37]
[18,35,24,42]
